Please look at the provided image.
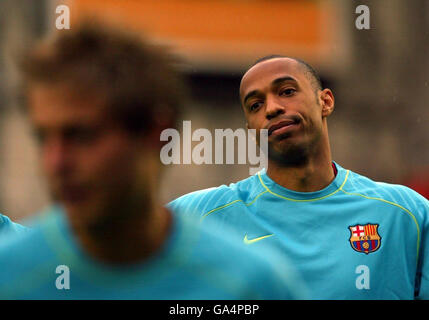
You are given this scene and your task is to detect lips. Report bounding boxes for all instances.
[57,184,89,203]
[268,118,301,136]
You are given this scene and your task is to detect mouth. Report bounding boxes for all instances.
[268,117,301,136]
[57,184,89,204]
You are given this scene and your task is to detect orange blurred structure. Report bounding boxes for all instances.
[68,0,344,72]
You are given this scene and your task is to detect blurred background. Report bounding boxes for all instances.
[0,0,428,222]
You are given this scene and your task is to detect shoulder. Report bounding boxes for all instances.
[344,168,429,220]
[167,173,263,216]
[0,210,68,298]
[0,222,47,293]
[0,217,45,259]
[0,214,29,236]
[0,209,59,262]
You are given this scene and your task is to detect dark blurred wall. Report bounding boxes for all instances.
[332,0,429,183]
[161,0,429,202]
[0,0,51,220]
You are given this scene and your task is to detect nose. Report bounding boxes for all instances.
[265,95,285,120]
[43,137,71,176]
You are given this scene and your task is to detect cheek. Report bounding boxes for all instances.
[309,109,324,128]
[80,137,137,183]
[300,100,322,128]
[245,113,265,130]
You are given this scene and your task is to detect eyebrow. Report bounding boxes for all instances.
[242,76,298,105]
[243,90,259,105]
[271,76,298,86]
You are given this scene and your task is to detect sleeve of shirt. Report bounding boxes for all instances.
[167,186,225,219]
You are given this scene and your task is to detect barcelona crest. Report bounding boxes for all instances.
[349,223,381,254]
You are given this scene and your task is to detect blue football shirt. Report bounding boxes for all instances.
[0,214,27,236]
[0,206,307,299]
[169,162,429,300]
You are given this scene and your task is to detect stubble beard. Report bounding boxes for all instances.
[268,130,322,168]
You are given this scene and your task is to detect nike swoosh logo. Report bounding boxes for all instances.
[243,233,274,245]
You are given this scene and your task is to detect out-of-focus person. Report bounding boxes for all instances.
[0,25,307,300]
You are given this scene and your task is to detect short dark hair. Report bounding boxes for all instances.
[19,22,186,134]
[251,54,322,91]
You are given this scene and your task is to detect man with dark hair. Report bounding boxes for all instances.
[169,56,429,299]
[0,26,307,299]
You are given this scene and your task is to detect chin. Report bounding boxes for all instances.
[63,202,101,225]
[268,142,310,167]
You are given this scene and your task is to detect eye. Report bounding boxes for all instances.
[33,128,46,145]
[64,127,100,145]
[280,88,296,96]
[249,101,263,112]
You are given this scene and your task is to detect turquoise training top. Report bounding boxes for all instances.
[0,206,307,299]
[0,214,27,236]
[169,162,429,300]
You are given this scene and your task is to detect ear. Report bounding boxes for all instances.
[320,89,335,118]
[144,121,176,151]
[142,104,177,149]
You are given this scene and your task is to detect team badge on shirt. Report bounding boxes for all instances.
[348,223,381,254]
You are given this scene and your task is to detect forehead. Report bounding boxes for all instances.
[240,58,307,100]
[28,83,108,126]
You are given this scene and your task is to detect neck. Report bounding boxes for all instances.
[68,200,172,266]
[266,139,335,192]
